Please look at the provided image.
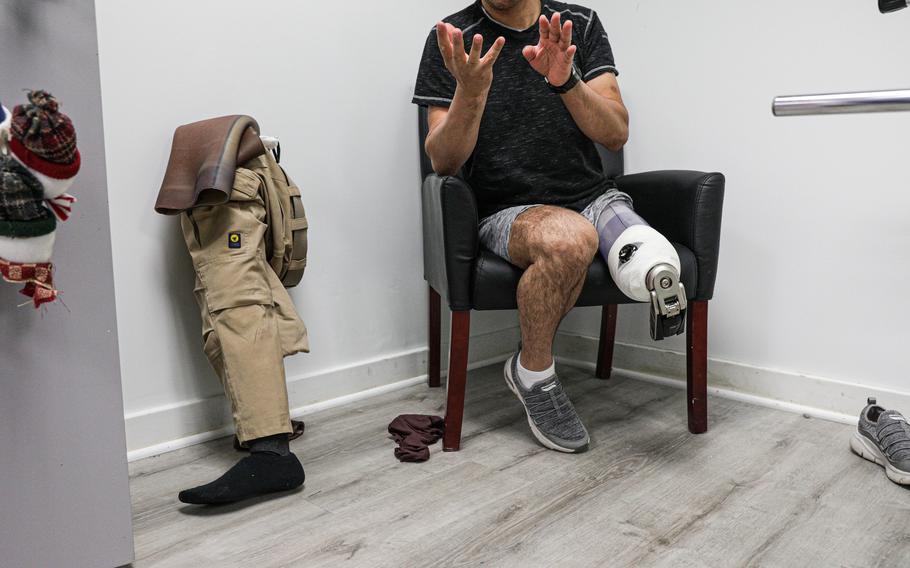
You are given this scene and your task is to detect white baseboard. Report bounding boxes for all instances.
[125,326,519,461]
[555,332,910,426]
[128,325,906,462]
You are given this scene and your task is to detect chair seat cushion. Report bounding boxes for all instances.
[472,243,697,311]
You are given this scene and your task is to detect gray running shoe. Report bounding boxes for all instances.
[851,397,910,485]
[503,353,590,453]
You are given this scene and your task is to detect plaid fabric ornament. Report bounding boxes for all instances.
[0,155,56,238]
[0,155,59,307]
[0,259,58,307]
[0,90,80,308]
[8,91,81,202]
[10,90,78,164]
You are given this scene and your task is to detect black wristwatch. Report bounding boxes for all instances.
[546,65,582,94]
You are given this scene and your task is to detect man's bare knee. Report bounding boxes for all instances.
[577,223,599,259]
[510,207,598,268]
[508,206,563,267]
[536,220,597,269]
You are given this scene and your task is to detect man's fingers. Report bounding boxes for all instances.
[559,19,573,50]
[436,22,453,62]
[565,44,577,62]
[538,14,550,40]
[549,12,562,42]
[451,27,466,62]
[468,34,483,63]
[482,36,506,65]
[522,45,538,63]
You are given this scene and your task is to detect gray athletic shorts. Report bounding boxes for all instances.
[478,189,634,263]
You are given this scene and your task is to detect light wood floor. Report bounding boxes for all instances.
[128,363,910,568]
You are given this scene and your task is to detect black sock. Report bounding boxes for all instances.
[178,443,304,505]
[248,433,290,456]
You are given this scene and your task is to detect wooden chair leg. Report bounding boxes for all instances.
[686,300,709,434]
[595,304,618,379]
[443,310,471,451]
[428,286,441,388]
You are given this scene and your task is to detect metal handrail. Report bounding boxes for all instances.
[772,89,910,116]
[880,0,909,13]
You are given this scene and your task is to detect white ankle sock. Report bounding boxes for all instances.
[516,353,556,389]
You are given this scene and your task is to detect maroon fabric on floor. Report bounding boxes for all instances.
[388,414,445,462]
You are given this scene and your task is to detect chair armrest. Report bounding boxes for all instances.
[421,174,479,310]
[615,170,726,300]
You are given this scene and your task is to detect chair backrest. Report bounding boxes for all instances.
[417,106,624,180]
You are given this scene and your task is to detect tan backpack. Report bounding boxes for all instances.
[259,150,308,288]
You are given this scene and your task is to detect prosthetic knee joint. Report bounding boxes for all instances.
[646,262,687,340]
[606,225,687,341]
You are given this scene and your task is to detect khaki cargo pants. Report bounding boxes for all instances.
[181,155,309,443]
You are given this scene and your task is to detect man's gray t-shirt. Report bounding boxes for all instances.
[413,0,620,219]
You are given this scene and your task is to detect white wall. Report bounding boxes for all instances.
[561,0,910,411]
[97,0,910,453]
[95,0,518,454]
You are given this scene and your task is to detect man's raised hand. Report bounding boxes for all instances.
[436,22,506,98]
[522,12,577,87]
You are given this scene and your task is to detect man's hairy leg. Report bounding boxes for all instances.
[508,206,598,371]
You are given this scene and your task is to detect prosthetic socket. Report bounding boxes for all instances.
[595,201,687,340]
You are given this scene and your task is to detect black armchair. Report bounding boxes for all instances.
[418,107,725,451]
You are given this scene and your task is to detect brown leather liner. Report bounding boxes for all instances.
[155,115,266,215]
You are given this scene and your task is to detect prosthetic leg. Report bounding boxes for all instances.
[594,199,687,340]
[176,153,309,505]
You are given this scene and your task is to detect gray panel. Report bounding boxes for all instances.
[0,1,134,566]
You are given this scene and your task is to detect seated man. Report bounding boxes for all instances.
[413,0,685,453]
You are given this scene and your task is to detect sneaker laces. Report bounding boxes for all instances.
[878,413,910,461]
[524,380,579,425]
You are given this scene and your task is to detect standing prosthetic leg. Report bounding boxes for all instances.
[176,154,309,505]
[593,197,687,340]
